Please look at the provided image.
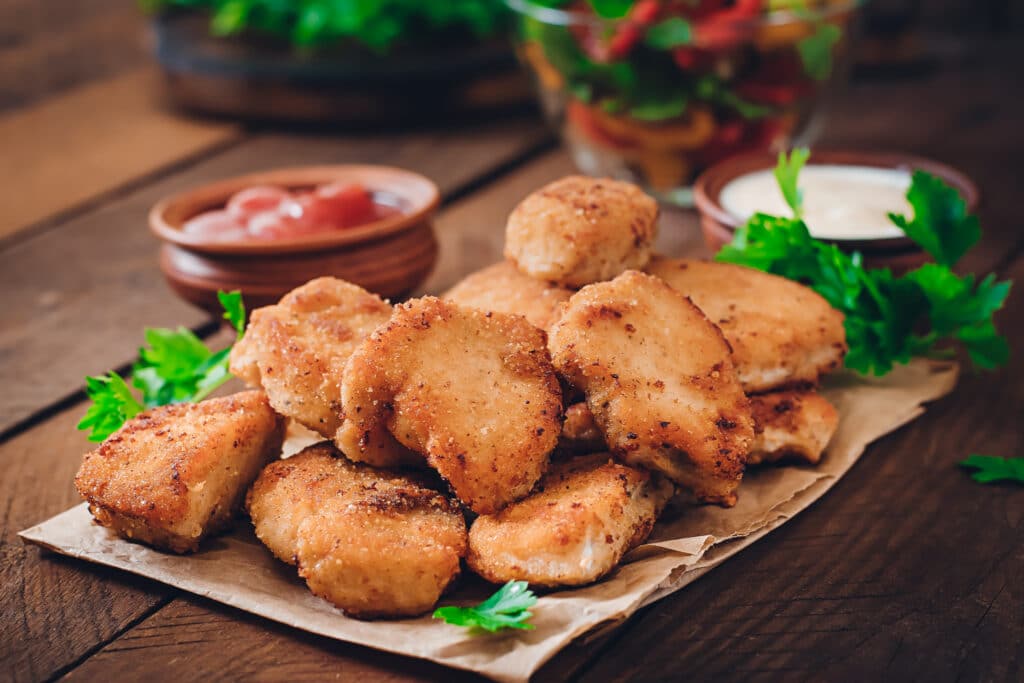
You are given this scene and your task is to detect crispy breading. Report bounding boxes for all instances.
[561,392,839,467]
[467,454,674,587]
[229,277,393,439]
[337,297,562,514]
[75,391,285,553]
[504,176,658,287]
[246,443,466,618]
[443,260,575,331]
[297,486,467,618]
[646,257,847,393]
[748,391,839,465]
[246,443,412,565]
[548,271,754,506]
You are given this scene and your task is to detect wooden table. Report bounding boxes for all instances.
[2,10,1022,681]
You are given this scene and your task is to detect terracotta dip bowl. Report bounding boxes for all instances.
[150,165,440,313]
[693,149,979,272]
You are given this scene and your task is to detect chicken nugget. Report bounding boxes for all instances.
[561,392,839,467]
[229,277,392,439]
[504,176,658,287]
[246,443,466,618]
[548,271,754,506]
[467,454,674,587]
[443,260,575,331]
[246,443,410,564]
[297,485,467,618]
[337,297,562,514]
[647,257,847,393]
[748,390,839,465]
[75,391,285,553]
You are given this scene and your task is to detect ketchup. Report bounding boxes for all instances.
[183,183,399,241]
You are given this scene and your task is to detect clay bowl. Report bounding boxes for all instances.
[693,149,979,272]
[150,165,440,314]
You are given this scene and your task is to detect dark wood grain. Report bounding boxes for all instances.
[0,0,148,112]
[0,122,550,436]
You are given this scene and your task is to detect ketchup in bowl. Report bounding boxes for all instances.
[183,183,400,242]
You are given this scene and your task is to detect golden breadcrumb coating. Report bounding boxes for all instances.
[297,487,467,618]
[504,176,658,287]
[75,391,285,553]
[443,260,575,331]
[337,297,562,514]
[246,443,410,565]
[548,271,754,506]
[748,391,839,465]
[467,454,674,587]
[560,392,839,467]
[246,443,466,618]
[229,277,392,438]
[646,257,847,393]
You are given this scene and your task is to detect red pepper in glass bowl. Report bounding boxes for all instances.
[509,0,864,205]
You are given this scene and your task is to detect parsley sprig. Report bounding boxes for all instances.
[717,150,1012,376]
[433,580,538,633]
[959,455,1024,485]
[77,291,246,442]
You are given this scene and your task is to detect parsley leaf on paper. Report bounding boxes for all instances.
[433,581,538,633]
[717,149,1012,376]
[888,170,982,267]
[78,291,246,442]
[959,455,1024,484]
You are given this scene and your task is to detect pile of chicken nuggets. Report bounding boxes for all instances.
[76,175,846,619]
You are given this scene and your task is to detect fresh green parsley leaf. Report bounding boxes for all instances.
[77,372,145,442]
[959,455,1024,484]
[797,23,841,81]
[888,170,981,267]
[219,290,246,339]
[644,18,693,49]
[717,153,1012,376]
[78,291,247,439]
[774,147,811,218]
[433,581,538,633]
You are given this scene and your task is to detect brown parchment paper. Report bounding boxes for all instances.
[20,359,958,683]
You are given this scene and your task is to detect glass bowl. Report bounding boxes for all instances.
[509,0,864,205]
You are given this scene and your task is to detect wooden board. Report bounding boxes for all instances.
[0,67,240,243]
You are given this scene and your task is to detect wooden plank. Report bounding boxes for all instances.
[0,67,240,242]
[573,256,1024,683]
[0,0,148,112]
[62,596,484,683]
[0,121,550,436]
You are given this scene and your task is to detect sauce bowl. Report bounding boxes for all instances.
[150,165,440,313]
[693,149,979,271]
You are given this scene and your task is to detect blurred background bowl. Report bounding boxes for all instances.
[508,0,865,206]
[150,165,439,313]
[693,148,980,271]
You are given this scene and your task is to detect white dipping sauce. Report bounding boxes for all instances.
[720,164,913,240]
